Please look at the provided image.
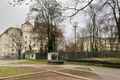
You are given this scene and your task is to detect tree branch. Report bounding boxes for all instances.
[69,0,94,17]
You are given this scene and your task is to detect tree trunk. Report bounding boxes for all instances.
[117,17,120,42]
[47,24,56,52]
[18,49,21,59]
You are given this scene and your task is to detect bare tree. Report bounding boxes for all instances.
[102,0,120,41]
[62,0,94,17]
[85,5,99,52]
[10,0,63,52]
[94,0,120,50]
[31,0,63,52]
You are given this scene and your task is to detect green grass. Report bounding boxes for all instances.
[0,67,37,77]
[17,59,48,64]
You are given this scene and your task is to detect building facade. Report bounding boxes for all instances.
[0,27,22,59]
[0,21,48,59]
[21,21,48,59]
[65,37,120,52]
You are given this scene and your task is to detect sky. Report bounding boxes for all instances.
[0,0,30,33]
[0,0,89,40]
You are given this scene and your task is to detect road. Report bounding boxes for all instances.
[92,66,120,80]
[58,64,120,80]
[2,71,85,80]
[0,60,120,80]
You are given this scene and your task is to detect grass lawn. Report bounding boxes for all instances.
[17,59,48,64]
[0,67,40,77]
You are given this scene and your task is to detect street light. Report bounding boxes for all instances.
[73,22,78,51]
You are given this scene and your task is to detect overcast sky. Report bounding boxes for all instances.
[0,0,89,40]
[0,0,30,33]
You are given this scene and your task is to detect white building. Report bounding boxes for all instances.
[0,21,48,59]
[0,27,22,59]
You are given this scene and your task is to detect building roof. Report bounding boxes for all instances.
[0,27,22,38]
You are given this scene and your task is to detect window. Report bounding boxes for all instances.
[25,36,27,39]
[33,44,36,47]
[25,41,27,44]
[12,39,15,41]
[32,54,34,58]
[25,47,27,50]
[12,49,14,52]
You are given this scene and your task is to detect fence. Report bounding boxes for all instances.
[59,51,120,60]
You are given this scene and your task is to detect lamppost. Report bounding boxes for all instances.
[73,22,78,51]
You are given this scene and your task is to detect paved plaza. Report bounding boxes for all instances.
[0,60,120,80]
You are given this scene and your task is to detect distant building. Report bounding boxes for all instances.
[65,37,120,52]
[22,21,39,53]
[0,21,48,59]
[0,20,65,59]
[0,27,22,59]
[21,21,48,59]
